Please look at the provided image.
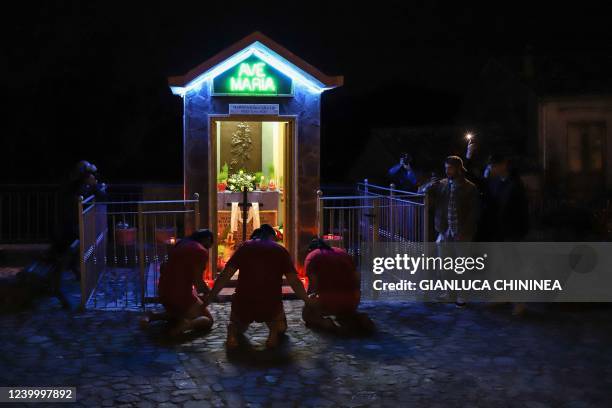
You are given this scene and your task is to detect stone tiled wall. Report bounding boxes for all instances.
[183,81,321,264]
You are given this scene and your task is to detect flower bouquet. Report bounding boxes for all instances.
[227,170,256,192]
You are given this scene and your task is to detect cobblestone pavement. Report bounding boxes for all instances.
[1,297,612,407]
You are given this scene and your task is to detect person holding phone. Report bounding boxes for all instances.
[388,153,418,192]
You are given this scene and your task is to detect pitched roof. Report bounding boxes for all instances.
[168,31,343,95]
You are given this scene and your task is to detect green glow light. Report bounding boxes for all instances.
[213,55,293,96]
[229,62,277,92]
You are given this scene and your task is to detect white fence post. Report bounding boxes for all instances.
[78,196,86,310]
[316,189,323,236]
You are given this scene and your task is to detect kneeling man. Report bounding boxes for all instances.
[206,224,311,349]
[302,238,374,334]
[141,230,214,337]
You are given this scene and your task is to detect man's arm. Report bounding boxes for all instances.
[418,179,439,195]
[388,163,403,178]
[193,271,210,296]
[206,264,238,303]
[285,270,309,303]
[193,255,210,296]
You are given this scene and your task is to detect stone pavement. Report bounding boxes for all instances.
[1,297,612,407]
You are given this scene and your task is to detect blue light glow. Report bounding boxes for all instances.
[172,41,330,96]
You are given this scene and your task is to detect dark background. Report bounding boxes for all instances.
[2,1,611,185]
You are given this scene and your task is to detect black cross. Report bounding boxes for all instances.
[226,187,264,242]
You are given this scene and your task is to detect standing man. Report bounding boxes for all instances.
[48,161,103,307]
[486,154,530,316]
[141,230,214,337]
[463,137,496,242]
[420,156,479,306]
[486,154,529,242]
[206,224,312,349]
[420,156,480,243]
[388,153,418,192]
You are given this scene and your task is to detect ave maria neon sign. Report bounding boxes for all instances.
[212,55,293,96]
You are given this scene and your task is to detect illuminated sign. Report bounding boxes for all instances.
[212,55,293,96]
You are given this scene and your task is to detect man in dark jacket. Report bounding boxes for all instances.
[419,156,480,242]
[485,154,530,316]
[419,156,480,307]
[486,154,529,241]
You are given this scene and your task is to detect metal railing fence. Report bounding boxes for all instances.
[316,180,429,268]
[78,194,200,310]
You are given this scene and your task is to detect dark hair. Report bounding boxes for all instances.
[73,160,97,180]
[258,224,276,240]
[250,228,262,240]
[444,155,466,172]
[400,153,413,164]
[489,153,520,177]
[307,237,332,253]
[188,229,213,243]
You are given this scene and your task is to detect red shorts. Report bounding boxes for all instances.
[317,291,360,316]
[231,295,284,324]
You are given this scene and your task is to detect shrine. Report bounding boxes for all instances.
[168,32,343,279]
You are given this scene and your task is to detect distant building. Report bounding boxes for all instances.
[358,53,612,205]
[539,95,612,201]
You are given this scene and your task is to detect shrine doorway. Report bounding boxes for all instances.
[209,116,296,279]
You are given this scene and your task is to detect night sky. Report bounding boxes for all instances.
[2,1,611,185]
